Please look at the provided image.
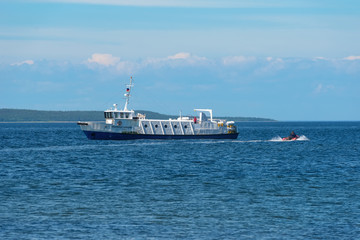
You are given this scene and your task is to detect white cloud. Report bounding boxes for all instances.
[116,61,139,74]
[168,52,191,60]
[85,53,141,73]
[314,83,323,93]
[144,52,208,67]
[84,52,208,73]
[268,57,283,63]
[343,56,360,61]
[313,57,330,61]
[256,57,284,74]
[167,52,207,62]
[222,56,256,65]
[87,53,120,66]
[314,83,335,94]
[11,60,34,66]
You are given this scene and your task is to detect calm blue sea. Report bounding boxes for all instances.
[0,122,359,239]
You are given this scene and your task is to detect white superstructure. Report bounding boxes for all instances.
[78,77,238,140]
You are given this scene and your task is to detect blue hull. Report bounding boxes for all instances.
[83,131,239,140]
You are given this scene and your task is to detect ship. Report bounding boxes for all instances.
[78,77,239,140]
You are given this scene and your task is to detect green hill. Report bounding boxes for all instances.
[0,108,275,122]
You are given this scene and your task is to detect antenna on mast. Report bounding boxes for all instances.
[123,76,133,111]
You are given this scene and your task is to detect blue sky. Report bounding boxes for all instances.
[0,0,359,120]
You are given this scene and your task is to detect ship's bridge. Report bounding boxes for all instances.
[104,104,146,124]
[104,110,135,120]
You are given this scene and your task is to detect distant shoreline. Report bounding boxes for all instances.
[0,108,276,122]
[0,121,79,123]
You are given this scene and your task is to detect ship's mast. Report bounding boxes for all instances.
[123,76,133,111]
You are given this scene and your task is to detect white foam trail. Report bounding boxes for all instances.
[230,140,264,143]
[296,135,309,141]
[269,136,283,142]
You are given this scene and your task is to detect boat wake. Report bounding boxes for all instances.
[269,136,283,142]
[269,135,309,142]
[297,135,309,141]
[187,136,310,144]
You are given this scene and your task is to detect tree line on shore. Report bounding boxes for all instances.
[0,109,275,122]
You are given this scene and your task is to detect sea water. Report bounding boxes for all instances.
[0,122,359,239]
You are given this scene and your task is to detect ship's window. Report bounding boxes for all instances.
[184,125,187,129]
[120,113,124,118]
[174,125,177,128]
[164,125,167,128]
[104,112,106,118]
[155,124,158,128]
[109,112,113,118]
[144,124,147,128]
[115,112,120,118]
[125,113,129,118]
